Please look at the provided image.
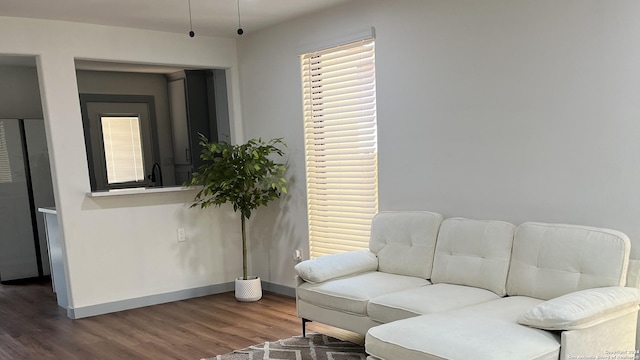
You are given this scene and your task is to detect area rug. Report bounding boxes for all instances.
[202,332,366,360]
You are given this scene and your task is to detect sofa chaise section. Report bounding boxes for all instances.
[366,296,558,360]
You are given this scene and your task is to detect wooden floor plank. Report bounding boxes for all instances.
[0,278,362,359]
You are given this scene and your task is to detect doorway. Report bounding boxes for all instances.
[0,118,55,282]
[0,55,58,317]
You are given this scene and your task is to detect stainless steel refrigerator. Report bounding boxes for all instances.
[0,119,55,281]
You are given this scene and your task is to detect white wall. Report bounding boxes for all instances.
[238,0,640,287]
[0,16,245,310]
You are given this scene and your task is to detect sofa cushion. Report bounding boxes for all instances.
[507,222,631,300]
[294,250,378,283]
[296,271,429,316]
[369,211,443,278]
[451,295,545,321]
[518,286,640,330]
[431,218,515,296]
[367,283,501,323]
[366,313,560,360]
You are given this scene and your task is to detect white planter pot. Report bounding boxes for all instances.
[235,276,262,302]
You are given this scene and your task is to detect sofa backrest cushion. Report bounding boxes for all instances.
[507,222,630,300]
[431,218,516,296]
[370,211,444,278]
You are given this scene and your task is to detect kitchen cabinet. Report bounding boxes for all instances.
[168,70,230,184]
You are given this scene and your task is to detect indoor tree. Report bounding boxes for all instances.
[188,135,288,300]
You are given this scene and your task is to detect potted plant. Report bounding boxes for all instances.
[188,135,288,302]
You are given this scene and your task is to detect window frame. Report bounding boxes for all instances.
[80,94,160,191]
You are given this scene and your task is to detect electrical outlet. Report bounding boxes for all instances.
[293,249,302,262]
[177,228,186,242]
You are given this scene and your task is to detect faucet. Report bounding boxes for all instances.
[148,162,163,187]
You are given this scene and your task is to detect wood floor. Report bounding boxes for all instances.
[0,278,362,360]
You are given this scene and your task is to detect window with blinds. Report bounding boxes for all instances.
[301,38,378,258]
[100,116,145,184]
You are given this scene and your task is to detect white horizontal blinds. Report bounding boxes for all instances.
[0,121,12,183]
[101,116,145,184]
[302,39,378,259]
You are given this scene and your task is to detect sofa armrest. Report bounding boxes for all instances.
[294,250,378,283]
[518,286,640,331]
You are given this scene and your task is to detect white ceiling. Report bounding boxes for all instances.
[0,0,352,38]
[0,0,353,72]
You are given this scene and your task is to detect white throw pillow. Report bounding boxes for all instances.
[517,286,640,330]
[294,250,378,283]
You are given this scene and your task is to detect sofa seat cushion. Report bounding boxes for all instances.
[297,271,429,315]
[366,314,560,360]
[451,295,545,321]
[366,296,556,360]
[367,283,501,323]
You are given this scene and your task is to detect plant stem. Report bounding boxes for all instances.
[241,215,247,280]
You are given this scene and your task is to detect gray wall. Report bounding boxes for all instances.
[0,65,43,119]
[76,70,176,185]
[237,0,640,287]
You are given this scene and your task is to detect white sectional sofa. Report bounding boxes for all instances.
[294,211,640,360]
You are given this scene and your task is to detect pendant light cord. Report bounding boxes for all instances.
[237,0,244,35]
[188,0,195,37]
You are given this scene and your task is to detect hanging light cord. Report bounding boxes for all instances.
[237,0,244,35]
[188,0,195,37]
